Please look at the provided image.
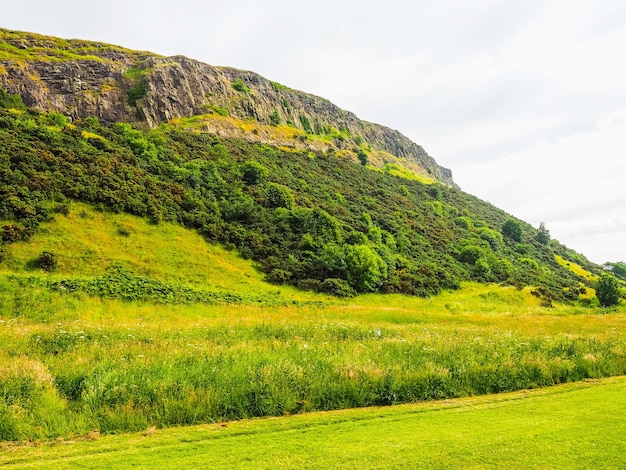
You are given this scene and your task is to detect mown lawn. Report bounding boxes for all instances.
[2,377,624,469]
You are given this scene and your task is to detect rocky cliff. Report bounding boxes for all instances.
[0,28,455,185]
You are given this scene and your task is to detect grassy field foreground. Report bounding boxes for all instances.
[1,204,625,446]
[2,377,625,469]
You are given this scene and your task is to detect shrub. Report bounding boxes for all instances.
[54,203,70,215]
[207,105,229,116]
[231,78,251,94]
[267,269,292,284]
[270,81,290,92]
[295,278,322,292]
[428,185,442,200]
[127,79,148,106]
[299,115,313,133]
[35,251,58,272]
[264,183,293,209]
[455,216,473,230]
[319,278,356,297]
[502,218,523,242]
[241,161,268,185]
[116,226,132,237]
[357,150,369,166]
[1,223,30,243]
[478,228,503,251]
[474,257,491,278]
[596,274,622,307]
[44,112,68,128]
[320,243,347,277]
[459,245,485,264]
[0,88,25,110]
[518,257,539,270]
[269,110,281,126]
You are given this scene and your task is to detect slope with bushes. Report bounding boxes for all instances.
[0,89,600,301]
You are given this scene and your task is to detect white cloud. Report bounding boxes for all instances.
[453,116,626,262]
[3,0,626,262]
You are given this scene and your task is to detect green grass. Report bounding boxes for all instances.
[2,377,625,469]
[0,205,625,443]
[1,203,314,298]
[555,254,598,283]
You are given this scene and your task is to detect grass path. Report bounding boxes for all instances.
[2,377,625,469]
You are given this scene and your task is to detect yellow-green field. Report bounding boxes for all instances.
[2,377,625,469]
[0,204,625,467]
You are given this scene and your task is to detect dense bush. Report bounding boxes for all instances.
[0,97,600,299]
[502,218,523,242]
[357,150,368,166]
[241,160,268,185]
[459,245,485,264]
[34,251,58,272]
[596,274,622,307]
[269,110,281,126]
[319,278,356,297]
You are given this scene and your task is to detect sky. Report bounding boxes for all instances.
[4,0,626,263]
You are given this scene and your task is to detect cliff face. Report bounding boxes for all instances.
[0,29,455,185]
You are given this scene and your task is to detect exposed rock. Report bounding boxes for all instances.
[0,28,455,185]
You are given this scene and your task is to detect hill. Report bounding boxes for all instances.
[0,87,601,302]
[0,28,607,303]
[0,28,624,448]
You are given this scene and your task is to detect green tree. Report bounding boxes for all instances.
[320,243,347,278]
[357,150,369,166]
[536,222,550,245]
[501,218,522,242]
[604,262,626,281]
[345,244,387,292]
[596,273,622,307]
[263,183,293,209]
[241,161,268,185]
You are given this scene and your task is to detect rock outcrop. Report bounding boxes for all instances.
[0,28,455,185]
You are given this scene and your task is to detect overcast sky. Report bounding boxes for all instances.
[4,0,626,263]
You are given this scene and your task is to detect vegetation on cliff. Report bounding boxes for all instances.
[0,28,452,183]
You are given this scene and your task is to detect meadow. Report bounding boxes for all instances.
[1,204,625,445]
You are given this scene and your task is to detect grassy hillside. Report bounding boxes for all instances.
[2,377,625,468]
[0,90,602,304]
[2,202,302,297]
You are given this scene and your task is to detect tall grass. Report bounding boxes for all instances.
[1,288,625,441]
[0,205,625,442]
